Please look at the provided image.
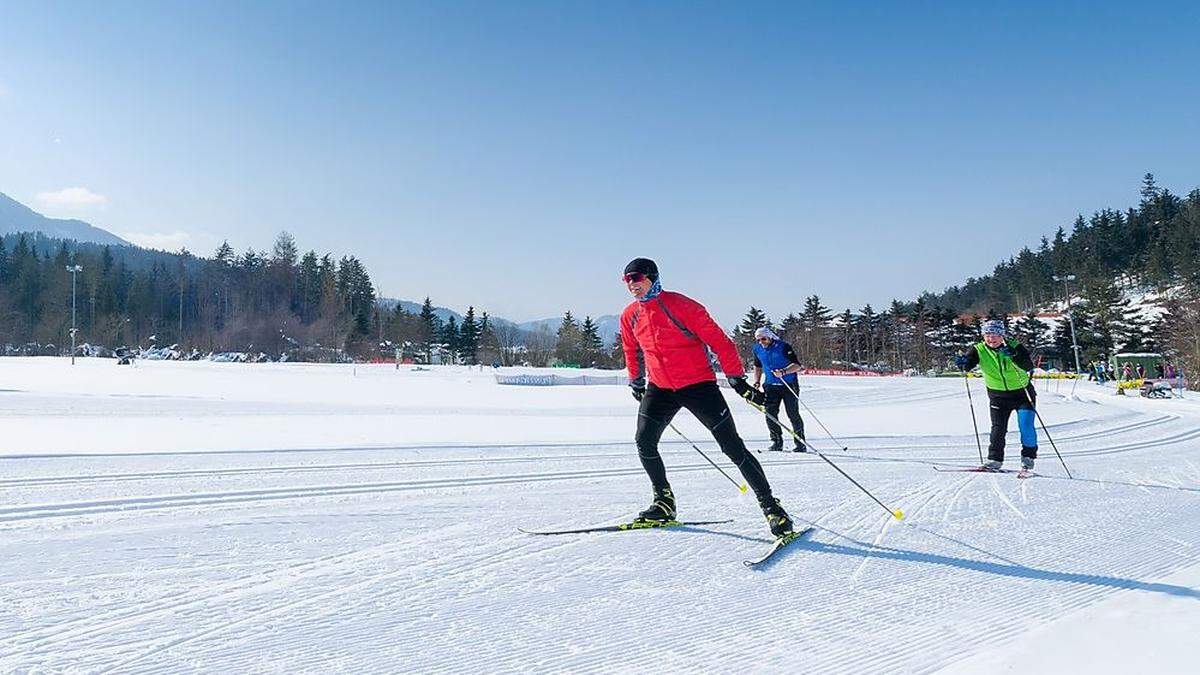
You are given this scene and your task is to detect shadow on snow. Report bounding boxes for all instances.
[793,538,1200,600]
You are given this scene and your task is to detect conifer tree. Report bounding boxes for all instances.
[1013,309,1048,355]
[854,304,880,366]
[580,316,603,367]
[213,241,235,267]
[836,308,854,366]
[1080,279,1129,361]
[884,299,909,369]
[439,315,459,363]
[476,311,501,366]
[733,307,769,362]
[555,311,582,366]
[458,306,481,364]
[0,237,8,285]
[418,297,440,363]
[796,295,834,367]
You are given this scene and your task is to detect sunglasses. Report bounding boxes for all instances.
[622,272,648,283]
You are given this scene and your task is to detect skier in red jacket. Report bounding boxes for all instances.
[619,257,794,537]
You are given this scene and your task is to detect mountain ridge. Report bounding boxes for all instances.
[0,192,131,247]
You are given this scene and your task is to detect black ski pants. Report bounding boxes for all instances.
[763,384,805,446]
[636,381,774,501]
[987,384,1038,463]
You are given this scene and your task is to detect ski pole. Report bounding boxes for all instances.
[963,372,985,465]
[659,417,748,494]
[1023,387,1073,479]
[740,396,903,520]
[778,377,849,452]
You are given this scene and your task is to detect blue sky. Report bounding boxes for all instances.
[1,1,1198,325]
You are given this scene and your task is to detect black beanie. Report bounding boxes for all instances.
[623,257,659,281]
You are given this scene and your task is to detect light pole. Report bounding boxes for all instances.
[1053,274,1082,373]
[66,265,83,364]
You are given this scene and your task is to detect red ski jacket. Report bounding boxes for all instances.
[620,290,745,390]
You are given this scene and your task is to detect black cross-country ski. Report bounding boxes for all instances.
[744,526,814,567]
[935,466,1018,474]
[934,466,1038,478]
[519,519,732,536]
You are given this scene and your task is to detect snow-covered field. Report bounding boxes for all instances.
[2,358,1199,673]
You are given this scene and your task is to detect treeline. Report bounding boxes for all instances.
[384,299,495,365]
[0,231,378,358]
[925,174,1200,312]
[731,175,1200,380]
[731,298,982,373]
[731,287,1169,374]
[3,174,1197,380]
[552,312,622,368]
[0,226,610,366]
[379,304,622,368]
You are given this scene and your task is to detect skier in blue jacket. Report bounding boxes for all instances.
[751,327,807,452]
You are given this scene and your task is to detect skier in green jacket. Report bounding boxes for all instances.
[955,320,1038,472]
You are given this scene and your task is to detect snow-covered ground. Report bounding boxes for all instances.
[2,358,1199,673]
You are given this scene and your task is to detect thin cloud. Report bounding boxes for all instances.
[122,230,192,251]
[37,186,109,210]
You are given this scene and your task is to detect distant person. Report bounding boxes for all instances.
[1155,362,1165,379]
[1086,361,1097,382]
[955,320,1038,472]
[618,257,795,537]
[751,326,807,452]
[1136,363,1146,379]
[1122,362,1133,381]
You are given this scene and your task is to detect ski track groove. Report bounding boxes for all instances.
[851,478,953,583]
[20,414,1187,526]
[801,516,1200,674]
[6,384,1200,672]
[941,474,980,521]
[12,533,575,672]
[0,462,747,524]
[3,526,451,653]
[988,475,1026,519]
[3,524,494,652]
[108,534,613,674]
[0,411,1174,488]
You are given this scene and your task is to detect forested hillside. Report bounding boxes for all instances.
[924,174,1199,312]
[0,231,376,358]
[731,175,1200,382]
[3,175,1197,381]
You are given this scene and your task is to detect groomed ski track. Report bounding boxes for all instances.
[2,360,1199,673]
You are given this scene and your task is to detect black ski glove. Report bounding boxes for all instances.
[728,376,765,406]
[631,384,646,402]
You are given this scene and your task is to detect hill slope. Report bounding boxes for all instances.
[0,192,130,247]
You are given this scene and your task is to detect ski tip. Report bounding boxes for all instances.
[892,509,905,520]
[743,526,814,567]
[738,483,748,493]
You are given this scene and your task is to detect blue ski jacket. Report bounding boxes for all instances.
[753,339,800,387]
